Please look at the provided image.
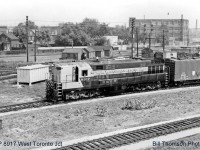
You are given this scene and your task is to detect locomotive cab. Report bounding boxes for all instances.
[52,62,93,90]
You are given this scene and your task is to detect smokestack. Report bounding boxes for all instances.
[181,14,183,19]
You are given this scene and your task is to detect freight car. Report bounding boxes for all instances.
[165,58,200,86]
[46,59,167,101]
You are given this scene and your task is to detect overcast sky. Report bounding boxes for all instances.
[1,0,200,28]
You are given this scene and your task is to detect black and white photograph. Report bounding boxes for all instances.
[1,0,200,149]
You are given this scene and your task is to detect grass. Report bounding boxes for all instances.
[0,61,37,71]
[0,82,45,106]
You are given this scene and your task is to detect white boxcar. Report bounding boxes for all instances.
[17,64,49,86]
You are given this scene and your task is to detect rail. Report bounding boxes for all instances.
[52,116,200,150]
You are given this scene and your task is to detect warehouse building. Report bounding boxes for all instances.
[130,15,189,46]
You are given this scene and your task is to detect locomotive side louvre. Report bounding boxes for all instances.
[90,59,152,71]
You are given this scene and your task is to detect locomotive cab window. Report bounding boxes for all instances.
[82,70,88,76]
[156,66,160,73]
[152,66,156,74]
[160,65,163,73]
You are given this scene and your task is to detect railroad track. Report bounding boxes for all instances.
[52,116,200,150]
[0,74,17,81]
[0,83,200,114]
[0,101,55,113]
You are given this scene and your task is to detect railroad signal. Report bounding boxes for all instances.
[26,16,28,26]
[129,17,136,29]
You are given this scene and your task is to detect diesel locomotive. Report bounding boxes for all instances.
[46,56,200,101]
[46,58,168,101]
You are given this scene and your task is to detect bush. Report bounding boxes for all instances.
[95,105,107,117]
[122,99,156,111]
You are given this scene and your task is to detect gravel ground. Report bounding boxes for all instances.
[144,134,200,150]
[0,86,200,150]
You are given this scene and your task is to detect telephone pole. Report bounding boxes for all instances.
[129,17,135,59]
[149,33,151,49]
[136,27,139,57]
[145,24,154,50]
[34,28,37,62]
[163,30,165,52]
[149,24,154,49]
[71,40,73,48]
[26,16,29,62]
[143,24,146,46]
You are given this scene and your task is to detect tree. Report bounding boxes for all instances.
[98,23,111,36]
[55,22,91,46]
[110,25,129,44]
[38,30,51,46]
[94,37,109,46]
[13,21,38,43]
[81,18,100,38]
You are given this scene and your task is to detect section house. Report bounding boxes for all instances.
[0,33,22,51]
[60,48,87,60]
[84,46,113,58]
[61,46,114,60]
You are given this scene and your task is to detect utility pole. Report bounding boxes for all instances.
[143,24,146,46]
[34,28,37,62]
[149,33,151,49]
[69,39,73,48]
[136,27,139,57]
[26,16,29,62]
[163,30,165,52]
[149,24,154,49]
[129,17,135,59]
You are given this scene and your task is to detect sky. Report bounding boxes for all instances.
[1,0,200,28]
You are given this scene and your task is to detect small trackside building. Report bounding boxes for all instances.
[60,48,88,60]
[84,46,114,58]
[17,64,49,86]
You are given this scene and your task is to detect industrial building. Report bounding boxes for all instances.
[130,16,189,46]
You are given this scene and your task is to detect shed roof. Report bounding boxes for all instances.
[86,46,113,52]
[1,33,19,40]
[18,64,49,70]
[63,48,84,53]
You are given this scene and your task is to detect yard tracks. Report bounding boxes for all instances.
[52,117,200,150]
[0,101,54,113]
